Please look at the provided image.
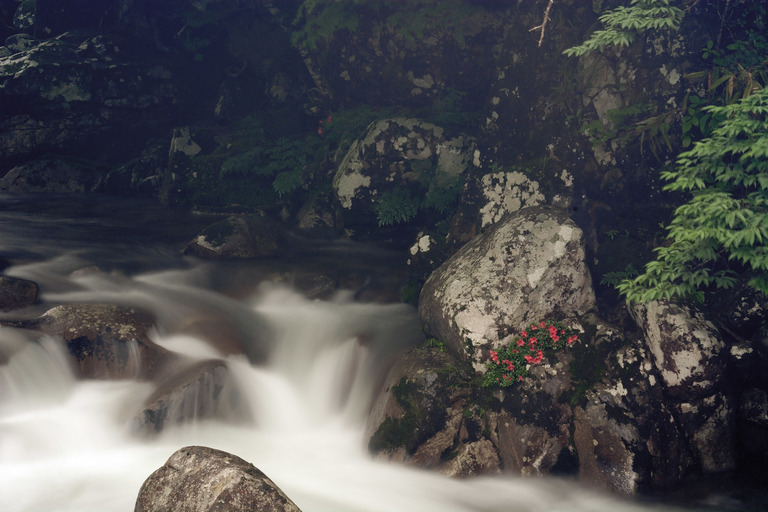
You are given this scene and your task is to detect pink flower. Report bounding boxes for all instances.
[520,330,528,338]
[517,338,525,347]
[525,350,544,365]
[539,320,546,328]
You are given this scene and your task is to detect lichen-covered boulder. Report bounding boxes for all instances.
[332,117,474,230]
[132,359,249,435]
[135,445,302,512]
[0,275,38,311]
[569,321,692,494]
[419,205,596,369]
[182,213,286,259]
[630,300,736,473]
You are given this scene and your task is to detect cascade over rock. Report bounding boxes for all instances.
[34,303,172,380]
[135,445,302,512]
[132,359,249,435]
[419,205,595,369]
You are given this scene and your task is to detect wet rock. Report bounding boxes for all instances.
[132,359,249,435]
[135,445,302,512]
[0,275,38,311]
[35,303,171,379]
[368,348,470,454]
[295,193,343,239]
[182,213,286,259]
[0,158,101,193]
[419,205,596,369]
[5,33,35,53]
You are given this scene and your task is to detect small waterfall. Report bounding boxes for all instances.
[0,333,75,409]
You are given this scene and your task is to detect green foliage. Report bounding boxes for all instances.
[290,0,362,51]
[220,134,320,198]
[563,0,683,57]
[373,156,465,227]
[619,86,768,302]
[375,189,421,226]
[600,263,639,287]
[423,337,448,352]
[482,320,580,388]
[383,0,481,47]
[291,0,483,51]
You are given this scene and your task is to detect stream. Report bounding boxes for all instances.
[0,193,760,512]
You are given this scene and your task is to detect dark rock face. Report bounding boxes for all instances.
[630,300,736,474]
[0,158,100,193]
[0,275,38,311]
[0,31,176,170]
[132,359,249,435]
[366,346,500,477]
[419,205,596,368]
[135,445,302,512]
[182,213,286,259]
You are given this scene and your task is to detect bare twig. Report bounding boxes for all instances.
[530,0,555,48]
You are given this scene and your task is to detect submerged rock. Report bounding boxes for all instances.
[132,359,249,435]
[135,445,302,512]
[0,275,38,311]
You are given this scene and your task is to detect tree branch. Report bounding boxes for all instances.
[530,0,554,48]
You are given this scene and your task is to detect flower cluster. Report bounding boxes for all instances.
[482,319,579,388]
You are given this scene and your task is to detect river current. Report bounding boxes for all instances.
[0,194,758,512]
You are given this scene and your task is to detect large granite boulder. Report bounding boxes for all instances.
[569,319,692,494]
[419,205,596,369]
[135,445,302,512]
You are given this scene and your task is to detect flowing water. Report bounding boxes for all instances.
[0,194,758,512]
